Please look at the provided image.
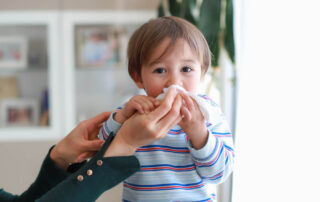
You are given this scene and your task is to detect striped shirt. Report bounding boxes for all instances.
[98,94,234,202]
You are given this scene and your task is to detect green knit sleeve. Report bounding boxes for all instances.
[36,135,140,202]
[0,147,71,202]
[0,189,15,202]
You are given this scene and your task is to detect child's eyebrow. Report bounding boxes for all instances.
[148,59,163,67]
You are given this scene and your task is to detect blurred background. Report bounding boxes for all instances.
[0,0,320,202]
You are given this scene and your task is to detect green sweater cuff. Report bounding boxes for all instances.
[20,146,71,200]
[37,135,140,202]
[0,147,71,202]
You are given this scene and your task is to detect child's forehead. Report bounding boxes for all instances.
[145,37,200,65]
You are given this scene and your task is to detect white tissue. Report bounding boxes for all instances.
[156,85,186,100]
[156,85,221,123]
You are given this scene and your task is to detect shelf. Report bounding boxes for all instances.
[0,10,156,141]
[0,11,62,141]
[62,10,156,133]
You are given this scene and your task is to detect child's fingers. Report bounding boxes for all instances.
[153,99,160,107]
[133,99,152,113]
[143,98,157,112]
[126,100,143,114]
[146,97,160,109]
[181,105,192,121]
[132,101,145,114]
[147,96,160,107]
[180,93,195,112]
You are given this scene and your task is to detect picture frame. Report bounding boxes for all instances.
[75,24,130,68]
[0,36,28,69]
[0,76,18,100]
[0,99,39,127]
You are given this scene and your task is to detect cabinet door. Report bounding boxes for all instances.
[62,11,155,133]
[0,12,62,141]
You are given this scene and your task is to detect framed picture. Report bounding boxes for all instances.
[0,76,18,99]
[0,36,28,69]
[0,99,39,127]
[75,25,130,68]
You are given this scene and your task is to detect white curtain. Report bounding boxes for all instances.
[233,1,320,202]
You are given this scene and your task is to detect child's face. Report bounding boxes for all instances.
[134,38,203,98]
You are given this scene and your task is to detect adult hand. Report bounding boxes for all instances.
[50,112,111,170]
[104,88,183,157]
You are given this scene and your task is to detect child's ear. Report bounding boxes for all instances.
[132,72,144,89]
[200,73,205,81]
[200,70,206,81]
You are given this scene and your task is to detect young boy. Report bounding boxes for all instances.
[99,16,234,201]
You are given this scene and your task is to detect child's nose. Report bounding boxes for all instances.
[166,75,182,87]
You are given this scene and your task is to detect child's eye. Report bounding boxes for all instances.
[182,66,192,72]
[153,68,166,74]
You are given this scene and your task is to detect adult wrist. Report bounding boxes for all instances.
[50,145,69,171]
[104,135,136,157]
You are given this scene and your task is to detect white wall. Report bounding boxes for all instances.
[233,0,320,202]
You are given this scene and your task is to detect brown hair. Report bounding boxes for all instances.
[127,16,211,80]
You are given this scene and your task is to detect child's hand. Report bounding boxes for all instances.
[178,93,209,150]
[114,95,160,124]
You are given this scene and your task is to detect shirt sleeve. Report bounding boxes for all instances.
[188,95,235,184]
[98,111,122,140]
[36,134,140,202]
